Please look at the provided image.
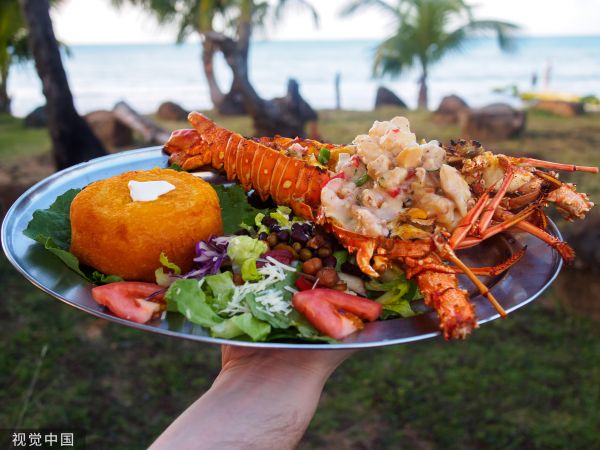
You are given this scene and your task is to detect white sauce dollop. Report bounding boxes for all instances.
[128,180,175,202]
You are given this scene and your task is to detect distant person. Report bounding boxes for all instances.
[531,72,538,90]
[543,60,552,91]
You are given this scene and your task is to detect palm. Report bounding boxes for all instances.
[0,0,61,114]
[341,0,519,109]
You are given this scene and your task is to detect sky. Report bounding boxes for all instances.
[51,0,600,45]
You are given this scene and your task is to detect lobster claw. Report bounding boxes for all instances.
[329,224,380,278]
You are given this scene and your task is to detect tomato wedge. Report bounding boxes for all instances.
[292,289,382,339]
[92,282,164,324]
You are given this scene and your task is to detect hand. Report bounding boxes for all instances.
[220,344,355,385]
[151,345,355,450]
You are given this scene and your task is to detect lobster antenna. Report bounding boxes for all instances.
[444,246,508,318]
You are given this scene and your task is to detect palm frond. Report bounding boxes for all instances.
[467,19,520,52]
[339,0,397,19]
[274,0,319,27]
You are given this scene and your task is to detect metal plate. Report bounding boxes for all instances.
[1,147,563,349]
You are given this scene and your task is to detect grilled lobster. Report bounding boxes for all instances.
[164,112,597,339]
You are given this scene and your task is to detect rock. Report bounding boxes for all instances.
[432,95,469,124]
[84,110,133,149]
[156,101,189,122]
[564,211,600,271]
[374,86,408,109]
[459,103,526,140]
[533,100,584,117]
[23,105,48,128]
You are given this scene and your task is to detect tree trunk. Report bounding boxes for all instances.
[0,65,10,115]
[201,39,224,108]
[201,35,246,115]
[113,101,170,144]
[418,73,428,110]
[18,0,106,169]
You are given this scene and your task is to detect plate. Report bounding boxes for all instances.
[1,147,563,349]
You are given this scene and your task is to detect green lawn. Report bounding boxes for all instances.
[1,109,600,449]
[0,114,50,164]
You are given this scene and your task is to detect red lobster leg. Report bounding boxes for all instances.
[514,157,599,174]
[495,211,576,263]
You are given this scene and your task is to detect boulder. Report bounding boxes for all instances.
[432,95,469,124]
[374,86,408,109]
[24,105,48,128]
[532,100,584,117]
[459,103,526,140]
[564,211,600,271]
[156,101,189,122]
[84,110,133,149]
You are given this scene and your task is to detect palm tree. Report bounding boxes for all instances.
[0,0,63,114]
[113,0,318,114]
[0,1,33,114]
[19,0,106,169]
[341,0,519,109]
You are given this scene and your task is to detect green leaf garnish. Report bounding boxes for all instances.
[317,148,331,165]
[214,184,268,234]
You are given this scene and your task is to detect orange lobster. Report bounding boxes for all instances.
[164,112,597,339]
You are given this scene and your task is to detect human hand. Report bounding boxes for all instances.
[151,346,355,450]
[220,345,355,386]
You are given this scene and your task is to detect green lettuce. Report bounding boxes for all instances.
[213,184,268,234]
[227,236,268,266]
[203,272,235,311]
[241,258,262,281]
[165,279,223,327]
[367,273,421,319]
[211,313,271,341]
[269,206,292,229]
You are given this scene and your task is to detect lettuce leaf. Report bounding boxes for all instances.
[241,258,262,281]
[211,313,271,341]
[165,279,223,327]
[368,273,421,319]
[227,236,268,266]
[203,272,235,311]
[214,184,268,234]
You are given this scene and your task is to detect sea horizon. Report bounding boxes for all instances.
[7,36,600,117]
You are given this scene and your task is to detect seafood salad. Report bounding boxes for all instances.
[25,113,598,342]
[322,117,471,238]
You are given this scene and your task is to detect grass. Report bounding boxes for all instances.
[0,114,50,164]
[1,108,600,449]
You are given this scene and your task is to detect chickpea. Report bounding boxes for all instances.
[299,248,313,261]
[267,232,279,248]
[317,247,332,258]
[233,273,244,286]
[302,257,323,275]
[316,267,339,288]
[307,234,327,249]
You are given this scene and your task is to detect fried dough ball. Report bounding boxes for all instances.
[70,168,222,282]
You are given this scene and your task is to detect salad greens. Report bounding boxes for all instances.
[367,270,421,319]
[227,236,268,266]
[213,184,268,234]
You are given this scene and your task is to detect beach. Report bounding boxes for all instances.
[8,36,600,117]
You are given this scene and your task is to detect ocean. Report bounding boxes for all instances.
[7,36,600,117]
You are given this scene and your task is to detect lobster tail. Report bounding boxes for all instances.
[164,112,330,220]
